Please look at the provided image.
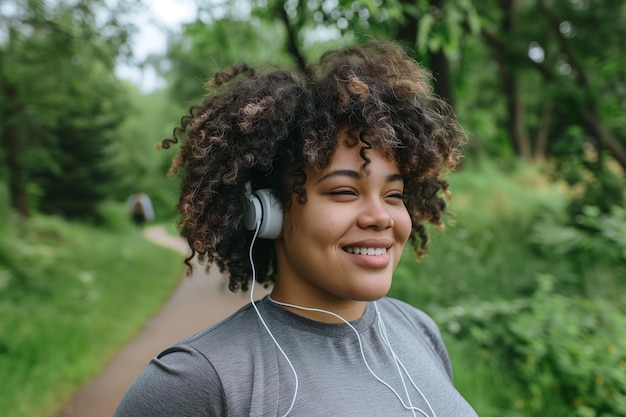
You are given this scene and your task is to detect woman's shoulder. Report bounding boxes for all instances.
[376,297,452,377]
[179,300,263,355]
[377,296,440,332]
[114,336,226,416]
[114,302,265,417]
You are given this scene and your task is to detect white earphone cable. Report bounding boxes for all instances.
[375,304,437,417]
[249,221,298,417]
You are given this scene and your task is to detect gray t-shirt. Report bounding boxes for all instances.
[114,296,477,416]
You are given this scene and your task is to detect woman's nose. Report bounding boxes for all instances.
[357,199,394,230]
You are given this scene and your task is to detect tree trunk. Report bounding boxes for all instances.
[398,0,456,107]
[429,49,455,108]
[504,75,531,161]
[534,101,553,163]
[2,83,30,218]
[496,0,531,161]
[276,1,308,74]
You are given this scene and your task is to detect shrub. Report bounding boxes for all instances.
[435,276,626,417]
[531,205,626,263]
[530,205,626,299]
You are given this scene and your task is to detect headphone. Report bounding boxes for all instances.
[244,182,283,239]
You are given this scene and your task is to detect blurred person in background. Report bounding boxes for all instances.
[126,191,155,227]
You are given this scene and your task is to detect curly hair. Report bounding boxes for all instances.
[159,41,467,292]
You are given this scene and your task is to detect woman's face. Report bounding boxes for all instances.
[272,128,412,321]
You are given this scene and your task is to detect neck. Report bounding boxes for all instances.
[268,290,366,323]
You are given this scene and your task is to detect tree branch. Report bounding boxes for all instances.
[275,2,308,74]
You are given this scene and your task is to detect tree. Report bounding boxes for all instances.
[252,0,479,108]
[249,0,625,177]
[476,0,626,172]
[0,0,138,218]
[162,6,293,106]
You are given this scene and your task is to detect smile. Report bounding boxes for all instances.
[343,247,388,256]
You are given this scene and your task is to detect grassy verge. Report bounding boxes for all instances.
[444,337,527,417]
[0,216,184,417]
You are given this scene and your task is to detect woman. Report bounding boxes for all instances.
[114,40,477,416]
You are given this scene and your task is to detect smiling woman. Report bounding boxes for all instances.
[114,40,476,417]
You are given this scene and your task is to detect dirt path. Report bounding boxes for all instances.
[55,226,268,417]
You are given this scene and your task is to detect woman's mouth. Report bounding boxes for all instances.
[343,247,388,256]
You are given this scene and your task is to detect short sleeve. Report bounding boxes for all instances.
[113,344,225,417]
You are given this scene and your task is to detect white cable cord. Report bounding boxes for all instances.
[376,307,417,417]
[375,304,437,417]
[248,221,298,417]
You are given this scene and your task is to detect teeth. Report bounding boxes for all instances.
[345,247,388,256]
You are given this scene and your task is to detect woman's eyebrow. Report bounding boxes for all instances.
[315,170,404,184]
[315,169,361,184]
[387,173,403,183]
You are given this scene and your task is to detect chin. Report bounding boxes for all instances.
[352,280,392,301]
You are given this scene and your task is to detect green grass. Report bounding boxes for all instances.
[0,215,184,417]
[445,337,526,417]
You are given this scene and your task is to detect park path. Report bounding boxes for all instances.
[55,226,269,417]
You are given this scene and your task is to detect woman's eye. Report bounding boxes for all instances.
[385,192,405,202]
[329,189,356,196]
[327,187,359,199]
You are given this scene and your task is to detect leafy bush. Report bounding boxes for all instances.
[435,276,626,417]
[531,205,626,262]
[0,215,68,294]
[530,205,626,298]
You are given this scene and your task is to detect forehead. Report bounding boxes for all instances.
[306,138,401,181]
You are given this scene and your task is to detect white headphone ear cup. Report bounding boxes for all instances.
[244,194,263,232]
[254,189,283,239]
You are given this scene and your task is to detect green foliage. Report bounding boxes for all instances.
[106,86,183,223]
[164,17,292,105]
[560,157,625,219]
[444,337,527,417]
[0,215,183,417]
[530,204,626,299]
[390,160,572,307]
[0,0,138,219]
[435,276,626,417]
[93,200,137,232]
[532,205,626,263]
[413,0,480,56]
[455,0,626,177]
